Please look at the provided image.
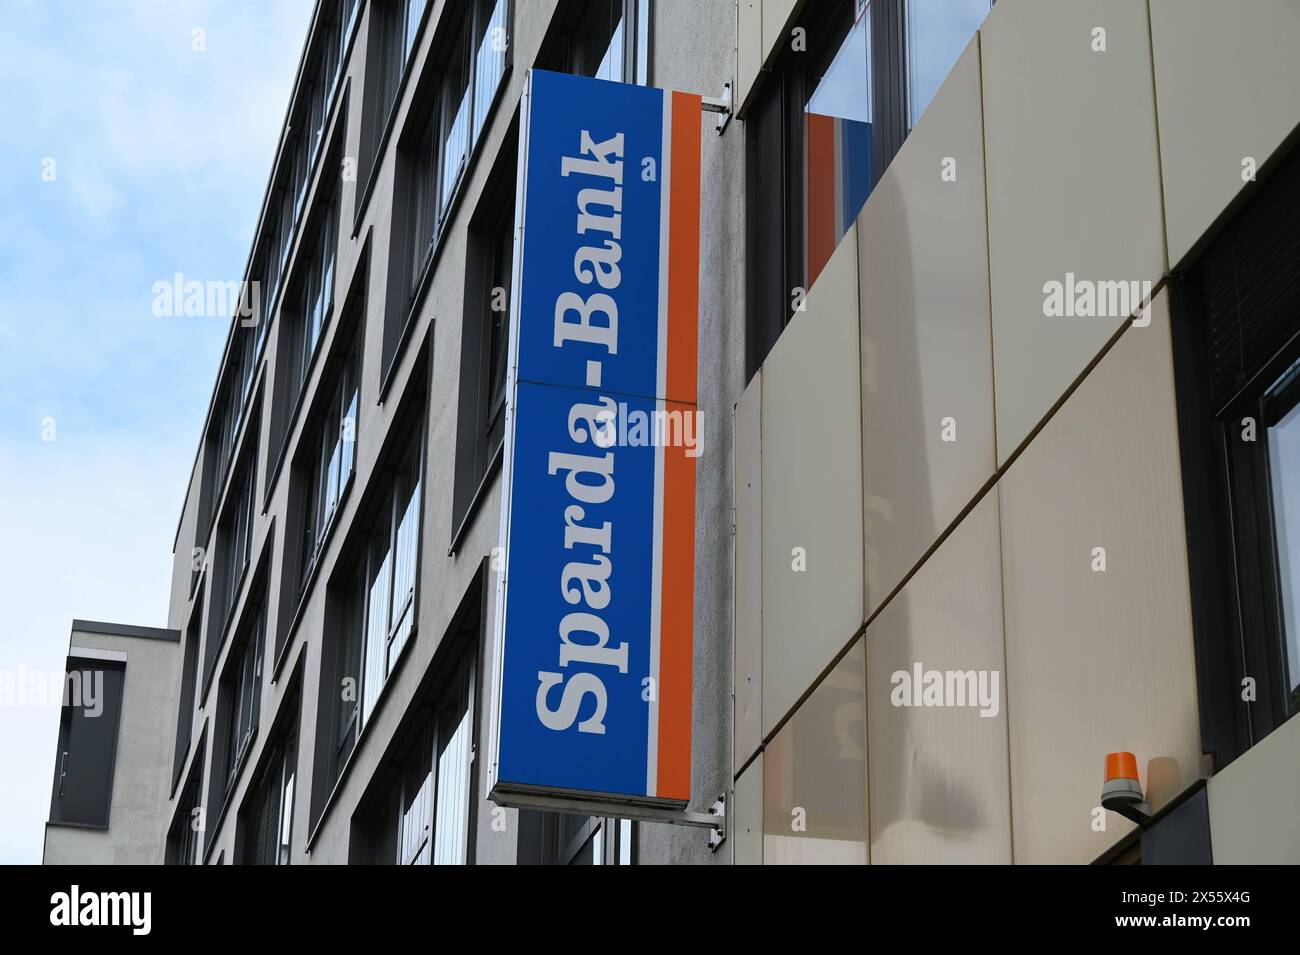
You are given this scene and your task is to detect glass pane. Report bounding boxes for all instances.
[618,818,632,864]
[804,9,873,287]
[432,701,472,864]
[595,16,623,82]
[277,757,295,865]
[404,0,427,64]
[1269,400,1300,695]
[440,88,469,217]
[392,476,420,619]
[906,0,990,129]
[400,751,433,865]
[412,126,438,278]
[472,0,508,141]
[362,544,391,728]
[341,386,357,478]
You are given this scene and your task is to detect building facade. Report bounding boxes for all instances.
[45,0,1300,864]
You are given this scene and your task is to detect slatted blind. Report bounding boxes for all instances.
[1201,143,1300,415]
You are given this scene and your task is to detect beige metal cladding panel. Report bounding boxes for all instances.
[980,0,1166,465]
[999,290,1201,864]
[734,372,763,775]
[734,753,764,865]
[1150,0,1300,268]
[737,0,763,114]
[1206,711,1300,863]
[763,638,867,864]
[761,225,864,739]
[762,0,799,60]
[859,38,995,619]
[866,490,1011,864]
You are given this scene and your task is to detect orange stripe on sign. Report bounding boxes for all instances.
[657,91,701,802]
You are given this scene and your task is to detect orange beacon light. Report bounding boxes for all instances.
[1101,751,1151,826]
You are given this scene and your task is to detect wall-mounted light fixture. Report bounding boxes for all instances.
[1101,751,1152,827]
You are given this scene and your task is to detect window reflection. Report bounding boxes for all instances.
[905,0,992,129]
[763,640,867,864]
[804,9,872,287]
[1269,396,1300,698]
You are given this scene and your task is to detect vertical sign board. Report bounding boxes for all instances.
[489,69,701,811]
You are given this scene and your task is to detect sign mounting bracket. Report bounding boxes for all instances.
[700,82,732,134]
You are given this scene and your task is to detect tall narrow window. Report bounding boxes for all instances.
[222,606,265,800]
[330,418,425,781]
[451,132,516,542]
[49,662,125,828]
[167,765,204,865]
[356,638,476,864]
[216,461,255,636]
[438,35,471,221]
[472,0,509,141]
[172,601,202,787]
[243,730,297,865]
[286,193,339,420]
[1265,366,1300,710]
[300,349,359,590]
[397,0,511,334]
[364,0,429,187]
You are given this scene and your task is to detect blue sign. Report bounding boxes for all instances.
[489,69,702,808]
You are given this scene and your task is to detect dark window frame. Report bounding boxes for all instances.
[1171,136,1300,772]
[450,117,518,550]
[346,561,489,864]
[166,730,206,865]
[383,0,515,393]
[743,0,992,380]
[309,339,432,832]
[48,660,126,830]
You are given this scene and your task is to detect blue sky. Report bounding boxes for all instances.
[0,0,313,864]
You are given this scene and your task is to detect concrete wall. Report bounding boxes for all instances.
[44,625,179,865]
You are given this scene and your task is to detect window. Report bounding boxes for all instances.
[167,755,204,865]
[221,606,265,802]
[48,662,125,828]
[203,325,260,529]
[451,124,516,542]
[540,0,650,84]
[348,597,480,864]
[299,348,359,593]
[744,0,990,379]
[1267,368,1300,707]
[288,195,339,415]
[517,811,638,865]
[1172,138,1300,771]
[213,459,255,653]
[379,655,474,865]
[904,0,992,129]
[172,598,202,788]
[242,730,298,865]
[363,0,430,190]
[326,418,425,783]
[402,0,511,303]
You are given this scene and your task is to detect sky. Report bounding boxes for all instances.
[0,0,313,864]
